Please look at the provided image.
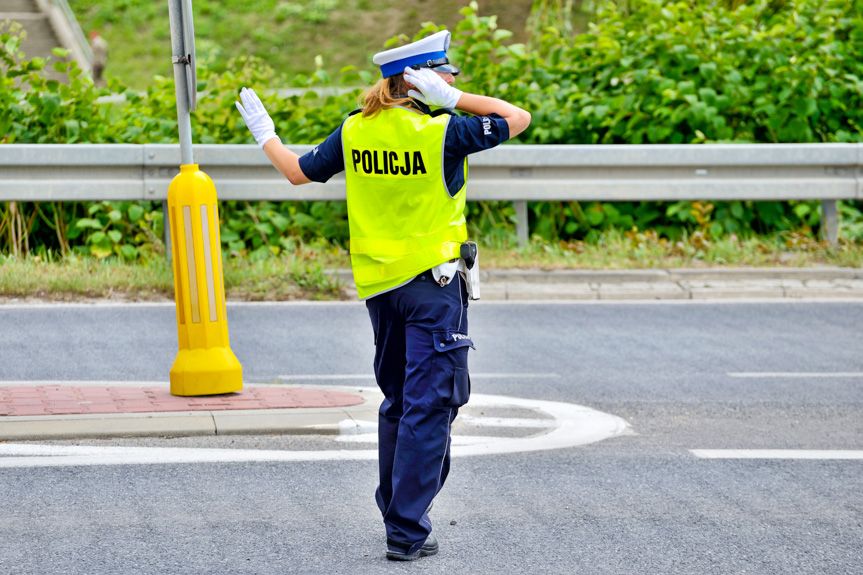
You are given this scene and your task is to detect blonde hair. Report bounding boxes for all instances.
[359,75,415,119]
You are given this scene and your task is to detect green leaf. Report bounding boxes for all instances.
[51,47,70,58]
[128,205,145,221]
[699,62,717,78]
[75,218,102,229]
[792,98,817,118]
[270,213,290,232]
[507,44,526,58]
[220,230,240,243]
[698,88,717,105]
[587,206,604,226]
[64,119,79,140]
[40,93,61,114]
[120,245,138,260]
[107,230,123,244]
[293,213,316,228]
[677,81,695,95]
[5,37,20,54]
[793,204,811,219]
[89,244,113,259]
[66,225,84,240]
[255,222,274,236]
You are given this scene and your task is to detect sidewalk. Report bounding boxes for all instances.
[331,266,863,300]
[0,383,381,442]
[1,267,861,305]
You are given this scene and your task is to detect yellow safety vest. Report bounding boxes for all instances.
[342,106,468,299]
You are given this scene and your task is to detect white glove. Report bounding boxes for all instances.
[235,87,278,148]
[403,67,463,110]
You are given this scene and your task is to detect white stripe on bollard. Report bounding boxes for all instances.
[214,204,226,321]
[200,204,217,322]
[182,205,200,323]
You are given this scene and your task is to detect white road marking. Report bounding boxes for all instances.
[456,415,556,428]
[0,444,378,467]
[325,434,521,447]
[475,298,863,305]
[691,449,863,460]
[279,374,376,380]
[728,372,863,378]
[0,392,630,467]
[466,373,561,379]
[278,373,560,381]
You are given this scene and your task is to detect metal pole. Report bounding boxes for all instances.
[821,199,839,245]
[162,200,172,261]
[514,200,528,247]
[167,0,194,166]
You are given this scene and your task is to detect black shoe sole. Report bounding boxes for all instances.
[386,546,438,561]
[386,540,439,561]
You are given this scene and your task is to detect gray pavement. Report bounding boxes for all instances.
[2,300,861,574]
[1,266,861,444]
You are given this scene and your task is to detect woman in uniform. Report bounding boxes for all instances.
[236,29,530,561]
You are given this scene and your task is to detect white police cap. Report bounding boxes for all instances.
[373,30,461,78]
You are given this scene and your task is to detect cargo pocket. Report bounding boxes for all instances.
[431,330,474,408]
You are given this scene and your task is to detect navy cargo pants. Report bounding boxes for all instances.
[365,271,473,556]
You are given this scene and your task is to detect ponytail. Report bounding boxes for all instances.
[359,75,415,119]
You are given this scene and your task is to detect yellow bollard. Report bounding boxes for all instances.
[167,164,243,396]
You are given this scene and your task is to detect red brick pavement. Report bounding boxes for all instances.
[0,385,364,416]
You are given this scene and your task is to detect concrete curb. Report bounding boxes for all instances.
[0,388,382,441]
[329,266,863,283]
[1,267,860,306]
[327,267,863,301]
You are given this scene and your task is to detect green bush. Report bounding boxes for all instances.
[448,0,863,241]
[2,0,863,260]
[456,0,863,146]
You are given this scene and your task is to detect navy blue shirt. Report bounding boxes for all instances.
[298,102,510,197]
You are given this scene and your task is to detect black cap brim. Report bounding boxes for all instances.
[431,63,461,75]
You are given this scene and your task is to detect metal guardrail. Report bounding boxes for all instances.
[1,143,861,244]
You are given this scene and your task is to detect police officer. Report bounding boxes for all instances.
[236,30,530,561]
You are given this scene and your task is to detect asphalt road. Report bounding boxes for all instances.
[1,300,862,574]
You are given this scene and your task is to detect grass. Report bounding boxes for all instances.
[2,231,860,302]
[480,229,863,269]
[67,0,536,90]
[0,249,344,302]
[0,255,175,302]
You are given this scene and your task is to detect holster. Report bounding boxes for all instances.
[459,241,480,300]
[429,242,481,300]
